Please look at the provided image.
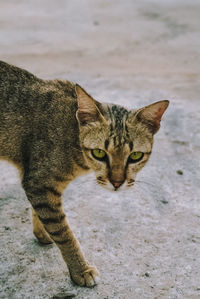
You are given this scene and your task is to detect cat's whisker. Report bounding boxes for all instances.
[127,183,134,187]
[97,181,107,186]
[92,177,107,187]
[134,179,167,195]
[126,179,135,187]
[134,180,157,188]
[95,176,107,186]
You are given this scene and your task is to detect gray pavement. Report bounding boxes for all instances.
[0,1,200,298]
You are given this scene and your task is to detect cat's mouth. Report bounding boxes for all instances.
[97,177,135,191]
[97,176,124,190]
[113,180,135,191]
[110,180,124,190]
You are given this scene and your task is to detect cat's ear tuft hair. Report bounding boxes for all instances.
[136,100,169,134]
[75,84,106,126]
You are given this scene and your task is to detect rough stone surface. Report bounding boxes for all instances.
[0,1,200,298]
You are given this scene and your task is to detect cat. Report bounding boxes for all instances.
[0,60,169,287]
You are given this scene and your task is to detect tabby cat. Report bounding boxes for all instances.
[0,61,169,287]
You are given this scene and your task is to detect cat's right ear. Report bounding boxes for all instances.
[75,84,106,126]
[135,100,169,134]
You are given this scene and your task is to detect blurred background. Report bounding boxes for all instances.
[0,1,200,298]
[1,0,200,101]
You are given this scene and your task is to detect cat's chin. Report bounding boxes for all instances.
[97,182,114,192]
[97,181,132,192]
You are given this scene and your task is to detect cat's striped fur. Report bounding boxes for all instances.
[0,61,169,287]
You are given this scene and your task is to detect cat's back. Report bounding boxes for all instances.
[0,60,77,116]
[0,60,39,90]
[0,61,78,162]
[0,61,42,109]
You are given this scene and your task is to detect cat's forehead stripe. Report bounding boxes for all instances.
[107,104,130,146]
[125,123,130,138]
[109,123,114,137]
[105,139,109,150]
[129,141,133,151]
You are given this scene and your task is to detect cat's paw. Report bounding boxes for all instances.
[33,229,53,245]
[70,266,99,287]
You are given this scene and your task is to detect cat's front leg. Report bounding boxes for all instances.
[22,176,99,287]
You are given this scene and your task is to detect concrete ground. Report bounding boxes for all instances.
[0,0,200,298]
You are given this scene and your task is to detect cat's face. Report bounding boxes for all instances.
[77,112,153,191]
[76,85,169,191]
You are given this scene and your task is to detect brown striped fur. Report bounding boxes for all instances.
[0,61,169,287]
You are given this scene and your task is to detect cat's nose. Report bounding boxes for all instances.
[110,180,123,189]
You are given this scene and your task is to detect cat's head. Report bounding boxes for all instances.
[75,84,169,191]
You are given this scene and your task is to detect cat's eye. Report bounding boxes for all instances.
[92,149,106,160]
[129,151,144,163]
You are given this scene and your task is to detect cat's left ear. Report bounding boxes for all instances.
[135,100,169,134]
[75,84,107,126]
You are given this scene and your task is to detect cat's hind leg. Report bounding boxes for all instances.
[32,208,53,244]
